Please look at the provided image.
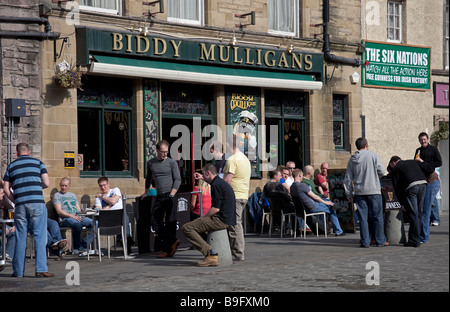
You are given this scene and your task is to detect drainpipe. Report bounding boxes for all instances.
[0,16,60,40]
[323,0,361,67]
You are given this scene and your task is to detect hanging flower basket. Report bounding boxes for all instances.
[53,60,83,90]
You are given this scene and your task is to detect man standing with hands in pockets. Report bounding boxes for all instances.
[223,134,251,261]
[344,138,387,248]
[142,140,182,258]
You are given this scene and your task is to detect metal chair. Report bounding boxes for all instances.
[292,196,327,239]
[265,193,297,238]
[86,209,127,262]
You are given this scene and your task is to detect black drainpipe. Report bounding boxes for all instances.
[323,0,361,67]
[0,16,60,40]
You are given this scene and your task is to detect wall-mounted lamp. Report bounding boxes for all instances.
[350,71,360,84]
[143,0,164,17]
[229,34,237,47]
[139,26,149,36]
[235,11,255,29]
[286,44,294,54]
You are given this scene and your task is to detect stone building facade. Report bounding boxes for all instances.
[1,0,447,209]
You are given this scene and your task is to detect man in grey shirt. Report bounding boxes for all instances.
[344,137,386,248]
[142,140,181,258]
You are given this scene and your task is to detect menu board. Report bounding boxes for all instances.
[328,169,355,233]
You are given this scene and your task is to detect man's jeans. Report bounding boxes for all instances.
[354,194,386,247]
[47,218,63,256]
[61,216,93,250]
[404,184,426,247]
[310,202,343,235]
[13,203,48,277]
[0,225,16,257]
[421,179,440,243]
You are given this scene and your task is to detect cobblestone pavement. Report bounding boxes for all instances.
[1,213,448,297]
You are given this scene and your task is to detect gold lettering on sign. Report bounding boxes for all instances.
[219,45,230,62]
[278,53,289,68]
[233,47,243,64]
[245,48,254,65]
[171,40,182,57]
[125,34,132,53]
[230,93,257,110]
[256,49,262,65]
[136,36,150,53]
[200,43,216,61]
[292,53,302,69]
[153,38,167,55]
[264,51,276,67]
[112,33,123,51]
[304,54,313,70]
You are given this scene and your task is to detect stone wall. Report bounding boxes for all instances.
[0,1,43,173]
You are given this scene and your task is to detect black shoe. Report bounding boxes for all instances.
[335,232,346,237]
[404,242,420,247]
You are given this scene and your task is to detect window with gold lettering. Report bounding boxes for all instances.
[77,76,133,177]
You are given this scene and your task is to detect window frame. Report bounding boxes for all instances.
[167,0,204,26]
[264,89,307,169]
[332,94,348,151]
[77,77,133,178]
[387,1,402,43]
[268,0,300,37]
[79,0,121,15]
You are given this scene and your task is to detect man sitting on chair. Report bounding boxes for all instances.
[262,169,296,230]
[290,169,345,237]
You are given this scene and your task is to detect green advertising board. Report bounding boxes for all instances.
[363,40,431,91]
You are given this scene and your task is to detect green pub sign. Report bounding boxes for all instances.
[363,40,431,91]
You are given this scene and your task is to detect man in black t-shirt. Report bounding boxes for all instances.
[182,164,236,267]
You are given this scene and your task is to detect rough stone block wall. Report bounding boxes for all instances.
[1,2,43,173]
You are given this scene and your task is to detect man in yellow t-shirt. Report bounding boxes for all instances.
[223,134,251,261]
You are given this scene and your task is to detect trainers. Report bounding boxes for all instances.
[197,252,219,267]
[431,221,440,226]
[52,239,68,251]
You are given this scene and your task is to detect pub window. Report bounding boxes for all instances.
[265,90,306,171]
[333,94,347,150]
[77,76,133,177]
[79,0,121,15]
[167,0,203,26]
[387,1,402,42]
[268,0,300,37]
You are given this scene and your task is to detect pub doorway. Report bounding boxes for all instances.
[160,81,215,193]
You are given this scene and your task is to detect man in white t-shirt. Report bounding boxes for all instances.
[94,177,123,210]
[95,176,133,253]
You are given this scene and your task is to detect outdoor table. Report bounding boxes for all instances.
[0,219,14,266]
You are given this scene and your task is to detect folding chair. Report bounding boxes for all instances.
[86,210,126,262]
[265,193,297,238]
